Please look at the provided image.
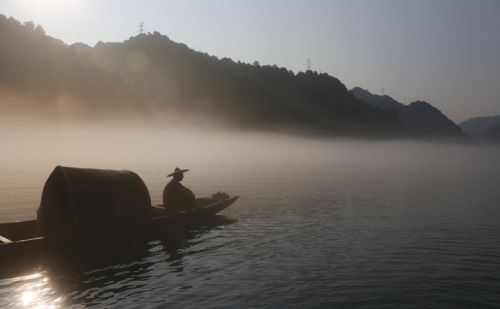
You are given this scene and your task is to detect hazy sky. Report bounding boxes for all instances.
[1,0,499,122]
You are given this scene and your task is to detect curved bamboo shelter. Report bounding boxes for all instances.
[37,166,151,236]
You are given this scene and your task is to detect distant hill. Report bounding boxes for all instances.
[0,15,141,119]
[460,115,500,143]
[350,87,404,112]
[0,15,469,140]
[77,32,408,136]
[351,87,468,140]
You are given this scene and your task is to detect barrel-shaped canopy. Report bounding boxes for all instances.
[37,166,151,236]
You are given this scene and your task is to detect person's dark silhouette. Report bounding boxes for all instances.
[162,167,196,212]
[162,167,230,213]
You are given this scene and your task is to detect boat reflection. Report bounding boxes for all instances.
[156,215,237,273]
[4,215,236,307]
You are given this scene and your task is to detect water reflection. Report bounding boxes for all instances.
[1,215,236,307]
[157,216,237,273]
[0,272,63,308]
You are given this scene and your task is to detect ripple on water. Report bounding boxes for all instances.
[2,158,500,307]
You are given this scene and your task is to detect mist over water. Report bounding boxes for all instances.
[1,124,500,307]
[1,124,500,223]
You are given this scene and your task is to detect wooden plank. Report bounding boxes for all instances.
[0,235,12,243]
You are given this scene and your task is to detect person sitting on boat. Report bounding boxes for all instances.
[163,167,230,213]
[163,167,196,212]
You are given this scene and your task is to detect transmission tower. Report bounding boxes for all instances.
[306,58,311,71]
[139,22,145,34]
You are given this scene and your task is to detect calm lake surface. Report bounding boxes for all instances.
[1,126,500,308]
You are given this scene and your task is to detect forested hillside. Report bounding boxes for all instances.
[0,15,468,139]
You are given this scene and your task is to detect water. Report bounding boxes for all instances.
[1,126,500,308]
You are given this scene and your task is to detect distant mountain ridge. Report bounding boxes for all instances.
[82,32,409,137]
[460,115,500,143]
[351,87,467,139]
[0,15,141,119]
[350,87,404,112]
[0,15,469,140]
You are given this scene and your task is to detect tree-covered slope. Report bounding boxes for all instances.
[352,87,467,139]
[0,15,468,139]
[0,14,140,118]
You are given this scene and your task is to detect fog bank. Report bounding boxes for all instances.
[1,123,499,222]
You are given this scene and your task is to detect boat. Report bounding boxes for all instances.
[0,166,238,277]
[151,196,239,221]
[0,196,239,247]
